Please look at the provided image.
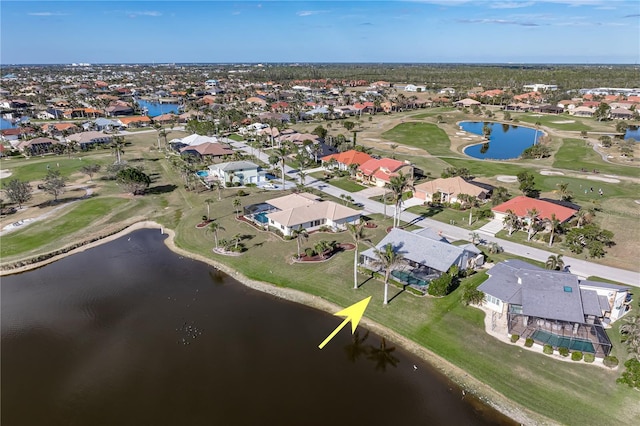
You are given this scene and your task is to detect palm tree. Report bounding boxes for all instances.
[575,209,593,228]
[291,227,308,259]
[111,135,125,164]
[388,172,414,228]
[556,182,572,201]
[297,170,307,186]
[367,338,399,371]
[208,221,225,249]
[545,254,564,271]
[233,197,241,218]
[620,315,640,360]
[270,144,290,190]
[525,208,539,241]
[546,213,561,247]
[211,180,223,201]
[65,139,78,159]
[371,243,405,305]
[344,330,370,363]
[347,222,367,290]
[204,198,214,221]
[503,209,519,236]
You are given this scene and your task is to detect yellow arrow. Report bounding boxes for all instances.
[318,296,371,349]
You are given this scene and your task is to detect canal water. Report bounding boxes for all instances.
[1,229,515,426]
[135,99,181,117]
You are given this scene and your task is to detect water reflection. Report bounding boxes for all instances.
[344,331,400,372]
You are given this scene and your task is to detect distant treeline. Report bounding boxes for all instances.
[245,63,639,90]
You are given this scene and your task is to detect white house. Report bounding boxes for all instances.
[207,161,264,185]
[261,193,361,236]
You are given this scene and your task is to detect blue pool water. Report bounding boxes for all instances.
[531,329,595,353]
[254,212,269,224]
[196,170,208,178]
[460,121,540,160]
[135,99,181,117]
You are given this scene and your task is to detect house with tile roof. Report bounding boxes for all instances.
[14,137,62,154]
[321,149,373,172]
[413,176,491,204]
[360,227,482,290]
[478,259,632,357]
[66,131,112,149]
[257,193,361,237]
[492,196,577,224]
[181,142,234,160]
[357,157,413,187]
[117,116,151,128]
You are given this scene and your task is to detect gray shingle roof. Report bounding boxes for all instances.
[518,271,585,323]
[360,228,470,273]
[581,289,603,317]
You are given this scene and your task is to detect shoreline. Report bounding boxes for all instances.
[0,221,554,425]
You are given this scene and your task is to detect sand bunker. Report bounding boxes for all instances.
[497,175,518,183]
[635,200,640,205]
[587,176,620,183]
[540,170,565,176]
[551,120,575,124]
[462,137,473,140]
[455,132,466,135]
[0,169,12,179]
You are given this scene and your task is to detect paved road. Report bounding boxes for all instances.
[230,140,640,287]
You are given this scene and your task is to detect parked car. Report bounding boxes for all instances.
[263,182,278,189]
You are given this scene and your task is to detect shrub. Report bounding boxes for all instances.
[558,347,570,357]
[571,351,583,361]
[524,338,534,347]
[236,189,247,196]
[510,334,520,343]
[616,358,640,389]
[603,355,619,368]
[543,344,553,355]
[427,273,453,297]
[450,202,462,210]
[583,353,595,363]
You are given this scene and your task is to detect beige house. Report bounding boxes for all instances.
[263,193,361,236]
[413,176,489,203]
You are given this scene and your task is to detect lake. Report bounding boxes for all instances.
[135,99,181,117]
[460,121,539,160]
[1,229,515,426]
[624,125,639,141]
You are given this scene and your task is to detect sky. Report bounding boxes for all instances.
[1,0,639,64]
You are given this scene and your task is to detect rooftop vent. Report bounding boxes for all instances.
[564,286,573,293]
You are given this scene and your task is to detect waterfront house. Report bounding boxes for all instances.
[360,227,482,287]
[259,193,361,237]
[478,259,632,357]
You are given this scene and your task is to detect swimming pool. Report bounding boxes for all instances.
[196,170,208,178]
[254,212,269,224]
[391,270,429,287]
[531,329,595,353]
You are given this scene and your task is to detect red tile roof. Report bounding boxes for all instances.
[321,149,372,166]
[492,196,577,222]
[359,158,405,176]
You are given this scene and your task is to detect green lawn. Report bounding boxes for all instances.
[328,177,366,192]
[405,205,492,231]
[0,197,129,259]
[512,113,593,132]
[1,154,112,182]
[381,122,454,156]
[227,133,244,141]
[554,138,640,178]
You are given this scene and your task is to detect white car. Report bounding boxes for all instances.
[263,182,278,189]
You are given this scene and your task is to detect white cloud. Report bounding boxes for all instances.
[28,12,69,16]
[127,11,162,18]
[490,2,535,8]
[296,10,327,17]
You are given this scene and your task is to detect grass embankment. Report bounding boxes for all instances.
[168,195,638,426]
[0,197,129,260]
[554,138,640,178]
[510,113,593,132]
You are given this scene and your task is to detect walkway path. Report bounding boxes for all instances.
[231,139,640,287]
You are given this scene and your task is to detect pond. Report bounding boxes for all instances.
[460,121,540,160]
[135,99,181,117]
[624,125,639,141]
[1,229,515,426]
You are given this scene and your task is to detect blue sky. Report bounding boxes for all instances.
[1,1,639,64]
